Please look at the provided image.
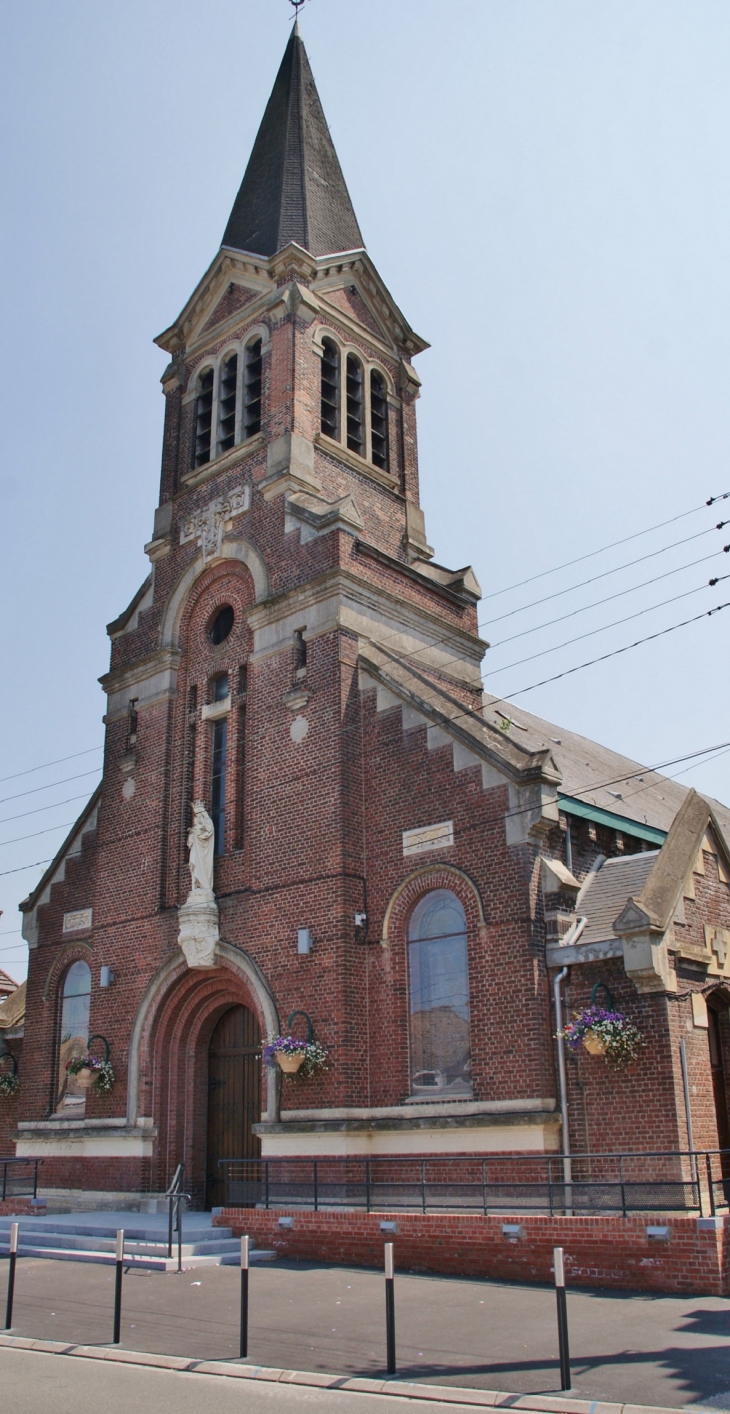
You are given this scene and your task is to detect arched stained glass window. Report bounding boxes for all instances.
[57,960,91,1110]
[408,890,471,1097]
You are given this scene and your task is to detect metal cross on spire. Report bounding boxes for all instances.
[289,0,310,17]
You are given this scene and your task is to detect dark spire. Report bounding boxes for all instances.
[221,29,364,259]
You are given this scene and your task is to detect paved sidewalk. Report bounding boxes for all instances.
[2,1255,730,1409]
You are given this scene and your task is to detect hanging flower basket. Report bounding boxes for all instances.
[0,1070,20,1099]
[263,1035,328,1080]
[66,1035,115,1095]
[558,1005,643,1067]
[276,1050,306,1074]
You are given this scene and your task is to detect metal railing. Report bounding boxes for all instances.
[164,1163,190,1264]
[218,1150,730,1218]
[0,1158,42,1203]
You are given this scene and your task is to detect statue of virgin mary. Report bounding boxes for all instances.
[187,800,215,896]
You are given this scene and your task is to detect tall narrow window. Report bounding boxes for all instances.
[321,338,340,439]
[346,354,364,456]
[210,674,229,856]
[218,353,238,453]
[244,338,263,438]
[57,960,91,1110]
[408,890,471,1097]
[370,370,389,471]
[193,368,214,468]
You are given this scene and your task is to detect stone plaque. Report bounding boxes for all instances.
[63,909,93,933]
[402,821,454,857]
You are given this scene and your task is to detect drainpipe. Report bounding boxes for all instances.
[552,916,587,1210]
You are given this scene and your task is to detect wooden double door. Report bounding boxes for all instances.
[205,1005,261,1209]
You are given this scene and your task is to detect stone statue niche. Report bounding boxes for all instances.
[177,801,220,968]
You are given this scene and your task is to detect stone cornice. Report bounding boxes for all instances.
[99,647,182,698]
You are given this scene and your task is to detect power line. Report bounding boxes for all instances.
[483,523,730,629]
[0,745,102,787]
[480,492,729,602]
[489,600,730,705]
[2,735,730,883]
[0,768,102,809]
[0,821,75,850]
[0,792,96,829]
[484,576,729,678]
[489,548,729,649]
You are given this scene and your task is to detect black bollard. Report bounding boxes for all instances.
[113,1229,124,1345]
[240,1235,249,1359]
[384,1242,396,1376]
[554,1245,571,1391]
[4,1222,18,1330]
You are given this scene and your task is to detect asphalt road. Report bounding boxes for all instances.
[2,1256,730,1409]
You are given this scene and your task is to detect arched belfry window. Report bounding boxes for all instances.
[346,354,364,457]
[321,338,340,439]
[370,369,389,471]
[244,338,263,439]
[193,367,214,468]
[408,890,472,1097]
[57,960,91,1110]
[218,353,238,454]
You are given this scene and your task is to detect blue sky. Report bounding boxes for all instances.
[1,0,729,980]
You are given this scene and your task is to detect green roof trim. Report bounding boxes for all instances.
[557,794,667,846]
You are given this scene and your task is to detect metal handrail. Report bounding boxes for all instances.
[217,1148,730,1218]
[0,1157,42,1203]
[165,1163,186,1259]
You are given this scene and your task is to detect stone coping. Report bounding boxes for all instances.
[0,1334,680,1414]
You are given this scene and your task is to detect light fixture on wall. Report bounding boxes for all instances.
[297,928,312,956]
[100,966,115,988]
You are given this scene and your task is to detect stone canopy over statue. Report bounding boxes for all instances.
[178,801,220,968]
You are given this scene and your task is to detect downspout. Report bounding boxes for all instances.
[552,915,587,1210]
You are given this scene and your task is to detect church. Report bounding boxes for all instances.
[3,27,730,1213]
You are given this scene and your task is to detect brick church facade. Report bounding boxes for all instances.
[5,28,730,1208]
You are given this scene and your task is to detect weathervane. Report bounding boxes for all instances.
[289,0,309,16]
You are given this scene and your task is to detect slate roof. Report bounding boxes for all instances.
[577,853,660,948]
[0,968,17,996]
[483,693,730,839]
[221,27,364,259]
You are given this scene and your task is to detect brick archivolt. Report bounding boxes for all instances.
[127,943,280,1135]
[380,864,486,948]
[159,538,270,651]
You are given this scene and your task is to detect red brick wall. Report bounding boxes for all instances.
[217,1206,728,1295]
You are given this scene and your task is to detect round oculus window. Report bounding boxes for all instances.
[209,605,234,645]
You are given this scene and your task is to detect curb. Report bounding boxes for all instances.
[0,1333,681,1414]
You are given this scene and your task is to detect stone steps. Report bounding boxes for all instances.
[0,1215,276,1271]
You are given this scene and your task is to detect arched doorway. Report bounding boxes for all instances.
[206,1004,261,1208]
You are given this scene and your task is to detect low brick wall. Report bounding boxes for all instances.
[0,1198,46,1217]
[215,1207,728,1295]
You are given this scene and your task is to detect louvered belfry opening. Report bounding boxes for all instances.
[320,337,340,438]
[206,1004,261,1210]
[244,339,263,438]
[346,354,364,456]
[193,368,214,468]
[370,369,389,471]
[218,354,238,453]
